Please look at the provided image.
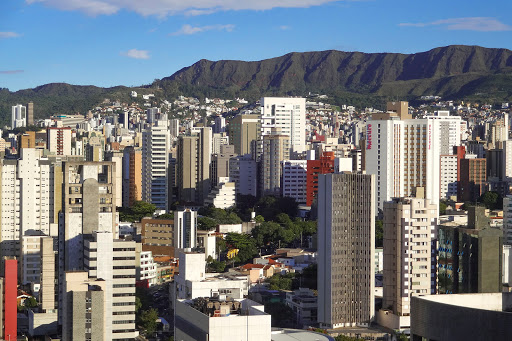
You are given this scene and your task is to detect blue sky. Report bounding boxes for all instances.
[1,0,511,91]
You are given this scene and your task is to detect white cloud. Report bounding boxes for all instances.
[279,25,291,30]
[399,17,512,32]
[0,32,22,39]
[169,24,235,36]
[120,49,150,59]
[0,70,24,74]
[25,0,340,17]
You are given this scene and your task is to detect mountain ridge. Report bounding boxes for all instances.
[1,45,512,125]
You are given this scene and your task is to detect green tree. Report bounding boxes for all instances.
[139,308,159,334]
[375,219,383,248]
[439,201,447,215]
[155,213,174,220]
[225,232,258,263]
[254,215,265,223]
[25,296,38,308]
[198,216,217,230]
[478,191,502,210]
[119,201,157,222]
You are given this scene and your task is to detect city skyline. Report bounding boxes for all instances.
[1,0,512,91]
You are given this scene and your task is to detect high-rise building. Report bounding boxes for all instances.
[141,217,175,257]
[380,195,437,330]
[365,108,454,211]
[212,132,229,155]
[47,127,72,156]
[174,209,197,252]
[177,128,212,204]
[306,151,336,206]
[62,271,107,340]
[503,196,512,245]
[260,97,306,153]
[261,131,290,196]
[0,149,52,273]
[440,155,458,200]
[317,172,375,328]
[84,231,138,340]
[213,115,226,133]
[11,104,27,129]
[27,101,34,126]
[503,140,512,181]
[60,161,117,272]
[458,158,487,202]
[281,160,308,204]
[18,131,36,150]
[438,206,503,294]
[1,258,17,340]
[229,114,260,156]
[169,118,180,139]
[210,145,236,188]
[122,146,142,208]
[142,118,170,210]
[229,156,258,197]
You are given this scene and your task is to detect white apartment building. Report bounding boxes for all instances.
[365,114,449,211]
[440,155,458,200]
[379,197,437,330]
[142,117,170,210]
[427,111,461,155]
[260,97,306,153]
[84,231,138,340]
[205,177,236,209]
[229,156,257,197]
[281,160,307,204]
[0,149,51,273]
[503,140,512,181]
[47,127,72,156]
[12,104,27,129]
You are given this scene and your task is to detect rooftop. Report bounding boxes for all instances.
[271,329,334,341]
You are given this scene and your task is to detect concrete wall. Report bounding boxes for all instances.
[411,293,512,341]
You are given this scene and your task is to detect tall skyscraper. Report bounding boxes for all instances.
[1,258,17,340]
[11,104,27,129]
[229,114,260,156]
[59,161,117,272]
[260,97,306,153]
[122,146,142,207]
[0,149,52,274]
[317,172,375,328]
[27,101,34,126]
[365,106,456,211]
[261,131,290,196]
[142,117,170,210]
[169,118,180,139]
[380,195,437,329]
[177,127,211,204]
[84,231,138,340]
[229,155,258,197]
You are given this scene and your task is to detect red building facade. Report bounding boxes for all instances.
[3,259,17,340]
[306,152,335,206]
